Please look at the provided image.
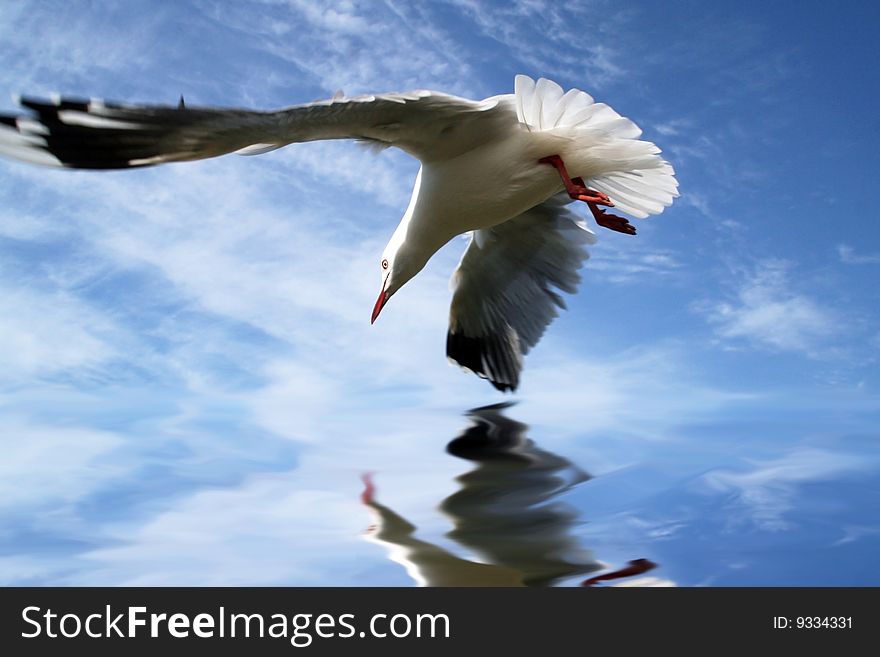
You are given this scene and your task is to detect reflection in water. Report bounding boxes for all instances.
[363,402,652,586]
[441,402,600,586]
[581,558,657,587]
[362,473,527,586]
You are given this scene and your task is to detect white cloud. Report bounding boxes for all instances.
[0,207,68,241]
[447,0,628,88]
[0,419,123,512]
[279,142,415,208]
[700,259,838,354]
[702,447,868,530]
[587,244,682,284]
[516,343,755,461]
[0,556,64,585]
[79,477,369,585]
[653,118,693,137]
[837,244,880,265]
[832,525,880,547]
[0,286,117,380]
[201,0,476,96]
[71,410,468,585]
[0,3,167,96]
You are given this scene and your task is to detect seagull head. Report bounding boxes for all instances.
[371,254,394,324]
[370,241,426,324]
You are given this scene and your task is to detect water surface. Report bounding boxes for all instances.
[356,401,880,587]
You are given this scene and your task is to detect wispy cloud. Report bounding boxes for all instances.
[0,3,171,101]
[0,420,123,513]
[0,286,116,380]
[587,245,682,284]
[79,479,369,585]
[55,402,470,585]
[832,525,880,547]
[446,0,628,88]
[518,343,754,452]
[837,244,880,265]
[699,259,838,355]
[702,448,869,531]
[200,0,477,96]
[653,119,693,137]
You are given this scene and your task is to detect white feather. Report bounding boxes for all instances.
[0,133,61,166]
[0,124,46,148]
[535,78,563,129]
[514,74,535,127]
[590,165,679,218]
[235,143,285,156]
[57,110,144,130]
[16,119,49,136]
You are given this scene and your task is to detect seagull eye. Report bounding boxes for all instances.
[381,259,389,270]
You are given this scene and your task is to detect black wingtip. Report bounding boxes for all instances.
[2,94,187,170]
[446,330,520,393]
[19,95,90,113]
[491,379,516,393]
[447,403,528,460]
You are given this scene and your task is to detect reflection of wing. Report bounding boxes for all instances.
[0,90,515,168]
[360,404,600,586]
[362,481,524,587]
[442,403,600,586]
[447,196,596,391]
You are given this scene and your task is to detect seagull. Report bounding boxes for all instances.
[0,75,678,391]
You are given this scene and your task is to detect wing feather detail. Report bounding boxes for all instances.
[447,195,596,391]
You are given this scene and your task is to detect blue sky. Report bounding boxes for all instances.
[1,0,878,586]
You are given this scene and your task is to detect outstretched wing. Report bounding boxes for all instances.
[0,90,516,169]
[447,195,597,392]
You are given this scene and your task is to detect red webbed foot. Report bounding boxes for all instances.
[589,203,636,235]
[539,154,635,235]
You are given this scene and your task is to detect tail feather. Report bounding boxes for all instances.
[591,175,668,216]
[514,75,641,136]
[558,87,594,117]
[535,77,564,129]
[514,74,678,217]
[618,166,679,195]
[591,166,679,218]
[544,88,581,128]
[514,75,535,127]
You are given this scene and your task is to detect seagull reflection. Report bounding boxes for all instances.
[361,402,605,586]
[580,558,657,586]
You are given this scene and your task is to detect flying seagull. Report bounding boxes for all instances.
[0,75,678,391]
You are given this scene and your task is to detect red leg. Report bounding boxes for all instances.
[538,154,611,205]
[588,201,636,235]
[580,558,657,587]
[539,154,637,235]
[360,472,376,505]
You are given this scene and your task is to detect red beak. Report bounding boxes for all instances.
[371,288,389,324]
